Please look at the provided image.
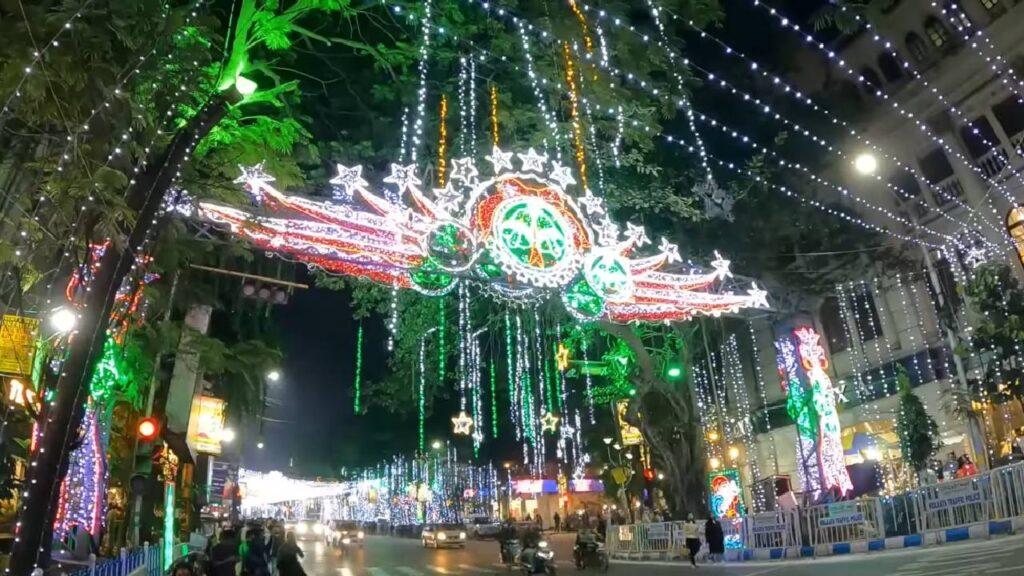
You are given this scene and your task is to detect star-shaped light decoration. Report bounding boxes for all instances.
[596,219,620,246]
[555,343,570,371]
[540,411,561,434]
[449,157,479,185]
[518,147,548,173]
[577,192,606,216]
[234,163,276,203]
[549,162,576,188]
[433,183,464,214]
[710,251,732,280]
[658,237,682,263]
[624,222,651,248]
[747,283,769,308]
[834,382,849,404]
[329,163,369,202]
[485,145,515,174]
[382,163,422,202]
[452,411,474,435]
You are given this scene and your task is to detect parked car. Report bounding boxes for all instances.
[466,516,501,540]
[422,523,468,548]
[327,520,365,548]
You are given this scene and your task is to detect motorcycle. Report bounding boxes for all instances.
[519,540,557,576]
[573,540,608,572]
[499,539,522,571]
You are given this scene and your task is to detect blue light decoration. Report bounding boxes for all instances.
[53,402,107,541]
[707,468,745,549]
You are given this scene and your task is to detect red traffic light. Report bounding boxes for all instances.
[643,468,656,482]
[137,417,160,441]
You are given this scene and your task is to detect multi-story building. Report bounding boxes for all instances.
[731,0,1024,505]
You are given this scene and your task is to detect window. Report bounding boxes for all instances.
[860,68,884,93]
[924,17,950,48]
[820,297,850,354]
[889,171,921,201]
[959,117,1000,159]
[944,1,972,30]
[906,33,929,63]
[992,95,1024,140]
[849,284,884,342]
[877,53,904,82]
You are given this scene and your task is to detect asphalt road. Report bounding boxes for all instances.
[291,532,1024,576]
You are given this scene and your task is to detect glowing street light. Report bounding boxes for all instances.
[220,428,236,443]
[257,441,265,449]
[853,153,878,176]
[728,445,741,461]
[266,370,281,382]
[50,307,77,334]
[666,366,682,379]
[602,437,613,445]
[431,440,443,450]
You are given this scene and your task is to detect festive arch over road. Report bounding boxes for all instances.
[199,146,768,324]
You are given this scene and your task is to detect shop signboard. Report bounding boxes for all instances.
[188,396,226,455]
[818,501,864,528]
[0,315,38,376]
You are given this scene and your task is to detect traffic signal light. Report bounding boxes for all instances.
[137,417,160,441]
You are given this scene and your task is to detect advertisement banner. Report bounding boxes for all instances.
[615,399,643,446]
[188,396,226,455]
[0,315,38,376]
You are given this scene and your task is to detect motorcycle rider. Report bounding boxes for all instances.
[498,520,518,564]
[519,525,544,570]
[573,528,599,566]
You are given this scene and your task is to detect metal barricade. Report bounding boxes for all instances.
[744,509,798,549]
[801,498,883,546]
[911,474,991,531]
[991,461,1024,520]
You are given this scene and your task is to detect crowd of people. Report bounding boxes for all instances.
[168,520,307,576]
[920,451,978,484]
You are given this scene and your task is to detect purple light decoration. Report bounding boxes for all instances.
[53,402,107,540]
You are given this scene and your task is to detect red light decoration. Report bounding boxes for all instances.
[137,417,160,441]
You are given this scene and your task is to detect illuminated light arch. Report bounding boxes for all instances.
[199,147,768,323]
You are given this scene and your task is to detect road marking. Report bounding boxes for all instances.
[893,562,1003,576]
[396,567,425,576]
[338,568,354,576]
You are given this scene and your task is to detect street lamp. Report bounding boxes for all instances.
[50,307,77,334]
[603,437,613,445]
[220,428,236,443]
[257,441,265,449]
[431,440,443,450]
[267,370,281,382]
[853,152,878,175]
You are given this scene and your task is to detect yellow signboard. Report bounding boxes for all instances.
[616,399,643,446]
[0,315,39,376]
[189,396,226,455]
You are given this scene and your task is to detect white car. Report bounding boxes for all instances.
[466,516,501,540]
[422,523,467,548]
[327,521,365,548]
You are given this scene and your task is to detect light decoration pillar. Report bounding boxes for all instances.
[353,322,363,414]
[52,402,106,540]
[1007,207,1024,271]
[562,42,588,192]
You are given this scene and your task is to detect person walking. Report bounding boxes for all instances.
[208,528,240,576]
[704,517,724,563]
[682,513,701,568]
[277,532,306,576]
[553,512,561,532]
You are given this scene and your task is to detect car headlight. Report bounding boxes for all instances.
[342,537,351,545]
[357,531,365,539]
[538,550,554,560]
[438,533,447,540]
[538,541,549,549]
[459,532,467,540]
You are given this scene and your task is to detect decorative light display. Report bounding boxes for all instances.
[707,467,745,519]
[353,322,363,414]
[555,342,570,371]
[200,151,767,324]
[695,178,734,222]
[776,327,853,497]
[540,411,560,434]
[489,84,499,146]
[53,403,106,541]
[561,42,588,192]
[452,411,474,435]
[437,94,449,186]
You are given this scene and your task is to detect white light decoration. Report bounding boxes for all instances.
[329,163,370,202]
[517,147,548,173]
[267,370,281,382]
[452,411,474,435]
[853,153,878,176]
[485,145,515,174]
[540,411,560,434]
[200,155,767,324]
[49,308,77,334]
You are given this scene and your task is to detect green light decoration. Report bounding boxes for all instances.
[410,258,455,293]
[495,198,570,270]
[234,74,258,96]
[419,337,427,454]
[590,338,636,404]
[543,341,554,414]
[163,482,174,570]
[353,322,363,414]
[490,360,498,438]
[89,339,123,403]
[562,278,606,321]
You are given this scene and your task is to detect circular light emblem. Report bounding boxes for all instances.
[489,196,580,287]
[425,221,478,272]
[583,250,634,302]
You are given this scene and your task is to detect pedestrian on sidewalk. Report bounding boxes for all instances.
[208,528,240,576]
[277,532,306,576]
[553,512,561,532]
[683,513,701,568]
[704,516,724,563]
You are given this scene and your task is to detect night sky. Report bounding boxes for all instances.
[238,0,832,477]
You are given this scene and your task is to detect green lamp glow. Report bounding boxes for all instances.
[667,366,682,379]
[234,75,258,96]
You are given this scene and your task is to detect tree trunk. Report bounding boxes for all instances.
[9,94,234,574]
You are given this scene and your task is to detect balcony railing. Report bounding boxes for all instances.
[932,175,965,208]
[976,147,1009,179]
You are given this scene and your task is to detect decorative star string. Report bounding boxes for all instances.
[382,163,421,203]
[747,284,769,309]
[710,251,732,280]
[834,382,849,404]
[624,222,651,248]
[549,162,576,188]
[518,148,548,173]
[577,192,606,216]
[540,412,561,434]
[485,145,514,174]
[452,411,474,435]
[449,157,479,185]
[555,343,570,371]
[659,237,682,263]
[695,178,734,222]
[432,183,464,215]
[329,163,369,202]
[235,163,276,204]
